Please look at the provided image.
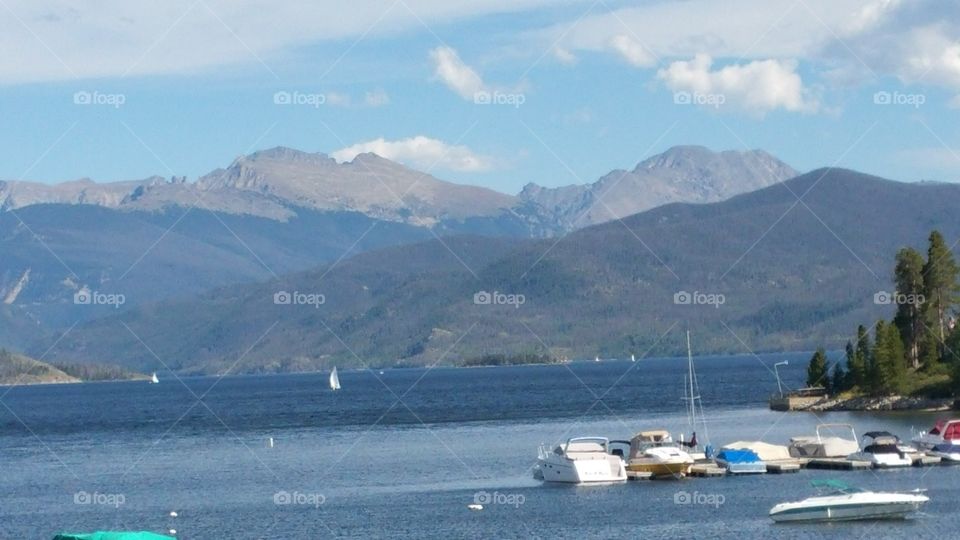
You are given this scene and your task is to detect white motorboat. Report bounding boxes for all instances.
[913,418,960,460]
[788,423,859,458]
[329,367,341,391]
[612,430,694,479]
[848,432,912,468]
[770,480,928,523]
[535,437,627,484]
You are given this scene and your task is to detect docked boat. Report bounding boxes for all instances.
[769,479,928,523]
[913,418,960,460]
[715,448,766,474]
[848,432,912,468]
[723,440,792,462]
[535,437,627,484]
[788,423,859,458]
[614,430,694,479]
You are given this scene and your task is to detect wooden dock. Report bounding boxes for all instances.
[766,460,801,474]
[804,458,872,470]
[689,464,726,477]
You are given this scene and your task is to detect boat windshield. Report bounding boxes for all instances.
[810,479,863,494]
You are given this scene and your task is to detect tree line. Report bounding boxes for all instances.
[806,230,959,397]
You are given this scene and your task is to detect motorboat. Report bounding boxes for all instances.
[788,423,859,458]
[848,432,912,468]
[715,448,766,474]
[613,430,693,479]
[535,437,627,484]
[769,479,928,523]
[912,418,960,460]
[723,440,792,462]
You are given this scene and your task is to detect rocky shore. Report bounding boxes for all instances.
[802,395,955,412]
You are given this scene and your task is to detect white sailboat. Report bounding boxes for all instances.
[680,331,710,455]
[329,367,341,391]
[631,354,636,362]
[149,372,159,384]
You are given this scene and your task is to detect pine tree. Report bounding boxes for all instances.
[872,322,907,396]
[922,230,960,361]
[893,247,925,369]
[830,361,848,394]
[846,334,866,389]
[806,347,829,389]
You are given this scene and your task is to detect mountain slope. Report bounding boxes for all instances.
[517,146,796,233]
[39,168,960,373]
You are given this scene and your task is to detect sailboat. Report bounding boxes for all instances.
[631,354,636,362]
[680,331,710,458]
[149,372,159,384]
[329,367,341,391]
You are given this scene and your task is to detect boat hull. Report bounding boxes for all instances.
[770,493,928,523]
[626,461,691,478]
[720,461,767,475]
[770,502,925,523]
[537,458,626,484]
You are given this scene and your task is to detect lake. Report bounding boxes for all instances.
[0,353,954,538]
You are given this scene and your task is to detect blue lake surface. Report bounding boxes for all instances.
[1,353,956,539]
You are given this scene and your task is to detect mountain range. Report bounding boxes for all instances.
[32,168,960,374]
[0,145,789,337]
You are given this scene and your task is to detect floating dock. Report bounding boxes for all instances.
[689,464,726,477]
[766,460,801,474]
[804,458,873,470]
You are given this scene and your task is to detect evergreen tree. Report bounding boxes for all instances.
[806,347,829,389]
[845,333,866,389]
[855,325,870,387]
[830,361,848,394]
[922,230,960,361]
[872,322,907,396]
[893,247,926,369]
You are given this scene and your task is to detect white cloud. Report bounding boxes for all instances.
[332,136,494,172]
[608,35,656,68]
[657,54,818,114]
[429,46,486,99]
[0,0,569,84]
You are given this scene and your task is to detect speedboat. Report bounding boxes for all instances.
[613,430,693,479]
[848,432,913,468]
[769,479,928,523]
[535,437,627,484]
[715,448,766,474]
[788,423,859,458]
[913,418,960,461]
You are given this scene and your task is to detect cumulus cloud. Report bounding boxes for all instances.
[657,54,818,114]
[608,35,656,68]
[429,46,486,99]
[332,136,494,172]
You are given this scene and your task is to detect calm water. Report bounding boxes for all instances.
[1,353,956,539]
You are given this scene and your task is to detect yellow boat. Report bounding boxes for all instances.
[616,430,694,479]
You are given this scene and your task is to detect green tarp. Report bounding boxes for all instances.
[53,533,175,540]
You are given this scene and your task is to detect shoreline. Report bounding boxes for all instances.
[794,395,955,412]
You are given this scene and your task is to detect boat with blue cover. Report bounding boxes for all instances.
[715,448,766,474]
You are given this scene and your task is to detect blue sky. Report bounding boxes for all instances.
[1,0,959,194]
